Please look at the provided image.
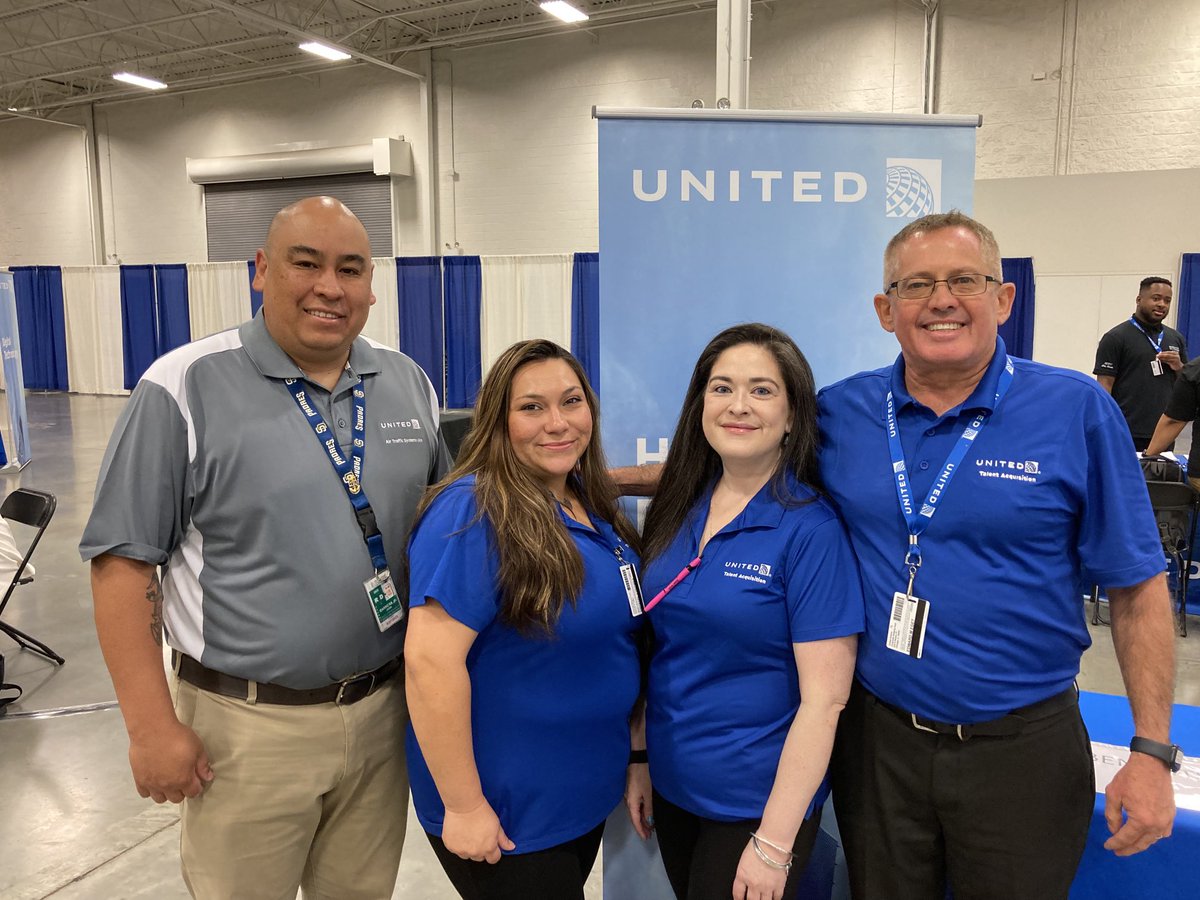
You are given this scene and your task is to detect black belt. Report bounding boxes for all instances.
[173,651,401,706]
[873,685,1078,741]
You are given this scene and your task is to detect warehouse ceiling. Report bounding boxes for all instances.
[0,0,722,117]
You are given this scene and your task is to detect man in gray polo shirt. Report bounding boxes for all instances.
[81,196,446,899]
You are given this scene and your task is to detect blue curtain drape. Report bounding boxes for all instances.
[571,252,601,392]
[155,264,191,355]
[443,256,482,409]
[120,265,158,389]
[396,256,445,405]
[1175,254,1200,356]
[999,257,1035,360]
[248,260,264,317]
[10,266,68,390]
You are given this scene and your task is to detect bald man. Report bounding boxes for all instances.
[82,197,448,898]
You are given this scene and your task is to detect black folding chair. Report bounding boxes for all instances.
[1145,480,1200,638]
[0,489,62,665]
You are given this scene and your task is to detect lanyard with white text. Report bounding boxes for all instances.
[1129,317,1164,353]
[885,356,1014,594]
[284,376,389,573]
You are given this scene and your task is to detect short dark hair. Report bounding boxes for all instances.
[1140,276,1172,292]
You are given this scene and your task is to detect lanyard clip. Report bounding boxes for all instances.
[904,534,922,570]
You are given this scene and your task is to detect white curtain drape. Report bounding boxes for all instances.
[360,257,399,349]
[61,266,126,395]
[479,254,573,379]
[188,262,252,340]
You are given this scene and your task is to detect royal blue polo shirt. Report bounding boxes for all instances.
[818,338,1164,724]
[405,476,642,853]
[643,475,864,821]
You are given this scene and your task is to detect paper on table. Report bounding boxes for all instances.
[1092,741,1200,812]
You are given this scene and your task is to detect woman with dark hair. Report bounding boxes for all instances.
[405,339,643,900]
[626,323,864,900]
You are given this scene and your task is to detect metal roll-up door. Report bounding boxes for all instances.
[204,173,392,262]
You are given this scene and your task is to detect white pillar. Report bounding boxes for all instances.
[715,0,751,108]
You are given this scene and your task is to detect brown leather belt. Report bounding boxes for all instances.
[173,651,401,706]
[873,685,1078,741]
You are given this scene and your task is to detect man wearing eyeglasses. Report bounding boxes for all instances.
[1094,277,1185,451]
[818,211,1178,899]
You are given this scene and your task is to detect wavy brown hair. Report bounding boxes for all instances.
[642,323,821,566]
[414,340,639,634]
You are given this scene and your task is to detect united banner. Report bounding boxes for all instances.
[596,108,979,475]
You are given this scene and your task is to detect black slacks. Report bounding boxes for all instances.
[426,822,604,900]
[653,789,823,900]
[830,680,1095,900]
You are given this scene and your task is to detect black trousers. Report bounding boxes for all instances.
[653,790,823,900]
[426,822,604,900]
[830,681,1095,900]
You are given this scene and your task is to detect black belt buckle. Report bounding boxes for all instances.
[335,671,377,705]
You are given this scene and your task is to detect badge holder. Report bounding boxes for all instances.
[886,536,929,659]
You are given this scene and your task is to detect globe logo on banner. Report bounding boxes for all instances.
[885,158,942,217]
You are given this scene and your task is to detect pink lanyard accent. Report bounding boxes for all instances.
[643,556,702,612]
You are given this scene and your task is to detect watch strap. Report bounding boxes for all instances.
[1130,736,1183,773]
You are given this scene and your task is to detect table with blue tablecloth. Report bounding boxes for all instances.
[1071,691,1200,900]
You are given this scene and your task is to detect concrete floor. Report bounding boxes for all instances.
[1,392,1198,900]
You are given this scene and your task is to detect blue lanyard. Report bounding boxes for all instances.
[284,376,389,573]
[1129,317,1164,353]
[886,356,1014,586]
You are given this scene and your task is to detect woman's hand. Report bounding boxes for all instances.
[442,797,516,864]
[624,762,655,839]
[732,837,789,900]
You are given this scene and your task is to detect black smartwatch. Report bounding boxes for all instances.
[1130,736,1184,773]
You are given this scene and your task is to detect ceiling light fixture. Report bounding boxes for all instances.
[540,1,589,23]
[298,41,352,61]
[113,72,168,90]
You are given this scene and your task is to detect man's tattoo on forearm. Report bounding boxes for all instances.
[145,573,164,645]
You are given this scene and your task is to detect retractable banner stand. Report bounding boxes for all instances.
[0,272,32,469]
[596,109,979,900]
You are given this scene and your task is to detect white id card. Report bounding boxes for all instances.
[365,569,404,632]
[1151,359,1164,376]
[621,563,645,617]
[886,592,929,659]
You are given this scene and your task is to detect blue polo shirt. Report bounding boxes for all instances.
[818,338,1164,724]
[405,476,642,853]
[643,476,864,821]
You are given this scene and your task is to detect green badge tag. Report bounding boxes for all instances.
[364,569,404,631]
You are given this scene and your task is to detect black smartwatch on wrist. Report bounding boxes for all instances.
[1130,736,1184,773]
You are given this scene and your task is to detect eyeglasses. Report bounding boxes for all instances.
[886,273,1000,300]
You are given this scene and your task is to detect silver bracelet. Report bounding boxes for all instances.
[751,835,792,871]
[751,831,795,859]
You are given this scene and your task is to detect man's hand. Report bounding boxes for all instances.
[1158,350,1184,373]
[1103,751,1176,856]
[624,761,654,839]
[129,719,213,804]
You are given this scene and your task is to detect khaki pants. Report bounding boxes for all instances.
[174,675,408,900]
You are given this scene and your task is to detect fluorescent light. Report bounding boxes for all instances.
[299,41,352,61]
[113,72,168,90]
[540,1,589,23]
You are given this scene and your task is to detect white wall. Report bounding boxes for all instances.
[0,119,94,265]
[1,0,1198,373]
[976,167,1200,374]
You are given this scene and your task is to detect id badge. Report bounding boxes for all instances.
[1151,359,1164,376]
[365,569,404,632]
[620,563,645,617]
[886,591,929,659]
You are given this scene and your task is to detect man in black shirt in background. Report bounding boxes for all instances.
[1145,358,1200,490]
[1095,277,1185,450]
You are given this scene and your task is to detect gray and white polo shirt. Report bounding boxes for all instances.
[81,312,448,689]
